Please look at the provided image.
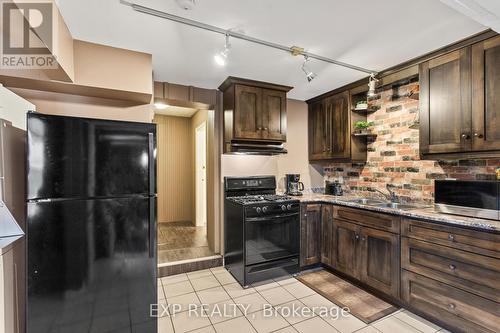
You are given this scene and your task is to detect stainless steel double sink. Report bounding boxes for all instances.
[343,198,423,211]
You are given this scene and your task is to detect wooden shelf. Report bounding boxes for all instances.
[352,106,379,113]
[352,132,377,138]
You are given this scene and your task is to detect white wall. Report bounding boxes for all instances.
[0,86,35,130]
[220,99,324,192]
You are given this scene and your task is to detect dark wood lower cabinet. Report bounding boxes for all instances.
[402,270,500,333]
[332,218,359,279]
[321,205,334,266]
[298,204,499,333]
[359,227,400,298]
[330,217,400,298]
[300,204,321,267]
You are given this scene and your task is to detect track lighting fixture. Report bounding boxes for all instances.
[214,34,230,66]
[301,55,317,82]
[121,1,378,75]
[367,73,379,97]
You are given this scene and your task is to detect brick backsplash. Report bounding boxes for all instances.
[323,80,499,204]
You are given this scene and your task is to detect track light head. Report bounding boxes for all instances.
[214,34,230,66]
[301,55,317,82]
[367,73,379,97]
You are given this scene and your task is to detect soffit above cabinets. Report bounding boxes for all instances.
[154,106,198,117]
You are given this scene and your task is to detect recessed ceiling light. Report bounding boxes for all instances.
[154,102,169,110]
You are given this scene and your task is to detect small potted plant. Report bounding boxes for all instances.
[354,121,374,135]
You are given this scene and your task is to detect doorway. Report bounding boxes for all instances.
[154,108,214,265]
[195,122,207,227]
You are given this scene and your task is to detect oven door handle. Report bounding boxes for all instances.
[246,213,299,222]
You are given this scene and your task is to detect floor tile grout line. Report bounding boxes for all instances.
[162,268,441,333]
[378,315,428,333]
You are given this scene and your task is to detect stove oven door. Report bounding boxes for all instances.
[244,211,300,266]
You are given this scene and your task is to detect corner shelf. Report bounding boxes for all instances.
[352,132,377,138]
[351,106,380,113]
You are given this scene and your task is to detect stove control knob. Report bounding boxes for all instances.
[281,205,286,211]
[256,207,262,214]
[287,204,292,210]
[262,206,268,213]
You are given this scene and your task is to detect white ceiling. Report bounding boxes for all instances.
[55,0,488,100]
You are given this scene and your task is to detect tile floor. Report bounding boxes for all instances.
[157,267,453,333]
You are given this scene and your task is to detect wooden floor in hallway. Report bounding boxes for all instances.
[158,221,214,264]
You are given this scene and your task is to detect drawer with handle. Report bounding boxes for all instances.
[334,206,400,233]
[402,237,500,302]
[402,270,500,333]
[401,218,500,258]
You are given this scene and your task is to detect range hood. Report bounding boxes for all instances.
[0,200,24,251]
[226,141,287,155]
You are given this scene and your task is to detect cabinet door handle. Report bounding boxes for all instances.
[449,264,456,271]
[264,127,268,131]
[448,234,455,241]
[258,127,262,131]
[461,133,470,140]
[448,303,456,310]
[473,132,484,139]
[355,234,360,240]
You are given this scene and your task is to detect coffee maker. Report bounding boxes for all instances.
[285,174,304,196]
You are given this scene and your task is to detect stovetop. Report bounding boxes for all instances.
[227,194,298,205]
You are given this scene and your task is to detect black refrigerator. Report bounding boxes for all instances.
[26,113,157,333]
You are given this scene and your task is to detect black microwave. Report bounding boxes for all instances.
[434,180,500,220]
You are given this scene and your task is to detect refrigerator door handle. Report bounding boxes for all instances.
[148,132,155,196]
[149,197,156,259]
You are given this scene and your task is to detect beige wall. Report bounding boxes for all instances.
[10,88,153,123]
[277,99,323,191]
[154,114,193,223]
[73,40,152,96]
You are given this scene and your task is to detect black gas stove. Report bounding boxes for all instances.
[224,176,300,287]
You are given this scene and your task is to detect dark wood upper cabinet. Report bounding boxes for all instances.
[234,84,262,140]
[308,88,367,162]
[420,35,500,158]
[262,89,287,141]
[472,35,500,152]
[219,77,292,152]
[309,100,326,160]
[300,204,321,268]
[325,92,351,159]
[420,49,472,155]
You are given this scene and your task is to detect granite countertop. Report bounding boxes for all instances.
[296,193,500,232]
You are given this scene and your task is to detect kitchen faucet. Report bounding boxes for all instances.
[374,185,398,202]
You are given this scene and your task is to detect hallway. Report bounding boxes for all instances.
[158,221,214,264]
